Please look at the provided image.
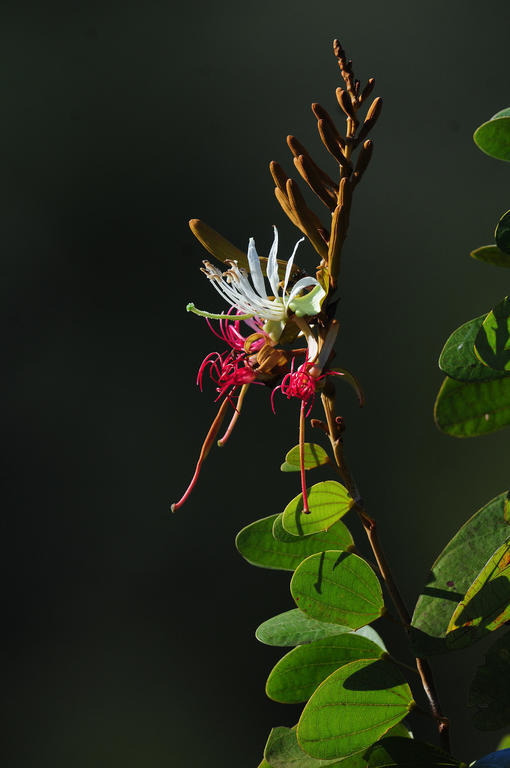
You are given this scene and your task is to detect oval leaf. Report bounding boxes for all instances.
[474,114,510,162]
[411,491,510,655]
[434,375,510,437]
[291,550,384,628]
[366,737,463,767]
[446,539,510,647]
[264,722,410,768]
[471,245,510,269]
[297,658,414,760]
[266,633,385,704]
[256,609,352,647]
[496,212,510,255]
[474,297,510,371]
[236,514,353,571]
[283,481,354,536]
[469,631,510,731]
[439,314,506,382]
[271,513,353,552]
[281,443,330,472]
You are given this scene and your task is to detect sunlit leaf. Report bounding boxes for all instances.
[282,481,354,536]
[474,109,510,162]
[256,609,352,646]
[469,631,510,731]
[498,736,510,750]
[263,722,410,768]
[474,297,510,371]
[496,212,510,255]
[291,550,384,628]
[266,632,384,704]
[471,245,510,269]
[411,492,510,655]
[366,737,464,767]
[281,443,330,473]
[297,658,414,760]
[235,514,353,571]
[446,540,510,648]
[434,375,510,437]
[439,314,505,382]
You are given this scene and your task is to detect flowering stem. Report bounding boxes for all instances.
[218,384,249,447]
[320,388,450,753]
[299,400,310,514]
[171,397,230,512]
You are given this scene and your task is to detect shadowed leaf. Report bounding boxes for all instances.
[471,245,510,269]
[291,550,384,628]
[434,375,510,437]
[366,737,464,767]
[266,632,384,704]
[297,658,414,760]
[439,314,506,382]
[496,212,510,255]
[282,481,354,536]
[256,609,352,646]
[469,631,510,731]
[475,297,510,371]
[236,514,353,571]
[281,443,330,473]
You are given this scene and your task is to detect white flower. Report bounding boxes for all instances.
[191,227,326,342]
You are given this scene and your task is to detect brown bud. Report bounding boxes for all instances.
[269,161,289,194]
[353,140,373,184]
[357,97,383,143]
[361,78,375,102]
[336,88,356,121]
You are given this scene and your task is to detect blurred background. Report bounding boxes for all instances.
[2,0,510,765]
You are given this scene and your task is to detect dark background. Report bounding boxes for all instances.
[2,0,510,765]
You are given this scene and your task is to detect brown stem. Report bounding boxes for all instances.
[320,389,450,753]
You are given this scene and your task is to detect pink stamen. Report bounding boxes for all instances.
[205,309,266,353]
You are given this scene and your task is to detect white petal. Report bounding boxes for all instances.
[247,238,267,299]
[267,226,280,297]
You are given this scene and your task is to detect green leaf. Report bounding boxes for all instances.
[271,513,353,552]
[446,539,510,647]
[256,609,352,646]
[472,750,510,767]
[411,491,510,655]
[439,314,507,382]
[263,723,410,768]
[496,212,510,255]
[366,737,463,767]
[236,514,353,572]
[498,736,510,750]
[266,633,385,704]
[297,658,414,760]
[469,631,510,731]
[474,297,510,371]
[282,481,354,537]
[474,111,510,162]
[291,550,384,629]
[434,375,510,437]
[281,443,330,473]
[471,245,510,269]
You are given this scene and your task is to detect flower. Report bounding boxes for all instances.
[205,308,266,353]
[188,227,326,342]
[197,350,256,402]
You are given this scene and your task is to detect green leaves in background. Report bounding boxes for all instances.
[496,211,510,255]
[281,443,330,473]
[471,245,510,269]
[474,297,510,372]
[474,108,510,162]
[297,658,414,760]
[411,491,510,655]
[439,314,507,382]
[291,550,384,629]
[434,375,510,437]
[265,632,384,704]
[446,539,510,647]
[236,514,353,571]
[469,631,510,731]
[282,481,353,537]
[366,737,464,767]
[256,609,352,646]
[263,722,410,768]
